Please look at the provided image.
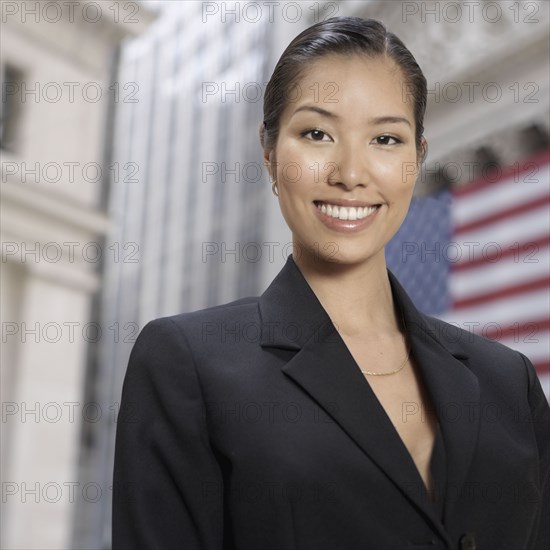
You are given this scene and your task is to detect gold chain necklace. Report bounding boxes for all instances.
[360,340,411,376]
[334,296,410,376]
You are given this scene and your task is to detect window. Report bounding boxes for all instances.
[0,64,24,152]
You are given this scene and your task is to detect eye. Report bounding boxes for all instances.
[301,129,332,142]
[374,135,402,146]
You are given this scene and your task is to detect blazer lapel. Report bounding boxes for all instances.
[390,269,481,527]
[259,254,480,538]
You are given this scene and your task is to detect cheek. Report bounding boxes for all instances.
[382,160,417,209]
[277,141,311,167]
[275,143,319,190]
[372,159,413,191]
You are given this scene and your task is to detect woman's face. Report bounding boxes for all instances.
[265,54,425,268]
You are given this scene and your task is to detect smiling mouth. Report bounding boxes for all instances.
[313,201,381,221]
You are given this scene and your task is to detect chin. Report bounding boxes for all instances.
[334,251,378,265]
[306,243,380,266]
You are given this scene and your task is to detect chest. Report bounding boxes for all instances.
[342,338,439,493]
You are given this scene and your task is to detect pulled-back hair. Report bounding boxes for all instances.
[261,16,427,154]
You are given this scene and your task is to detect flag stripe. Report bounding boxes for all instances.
[453,149,550,197]
[440,288,548,327]
[533,363,550,376]
[452,276,549,309]
[448,148,550,399]
[450,246,549,299]
[452,234,550,271]
[453,162,548,225]
[452,207,549,253]
[455,194,549,234]
[482,317,550,340]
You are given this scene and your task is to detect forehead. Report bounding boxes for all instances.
[288,54,413,117]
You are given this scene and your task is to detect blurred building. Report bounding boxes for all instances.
[75,1,298,547]
[0,1,155,548]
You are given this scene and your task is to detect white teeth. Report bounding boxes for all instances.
[316,202,379,220]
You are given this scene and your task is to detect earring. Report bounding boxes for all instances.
[271,179,279,197]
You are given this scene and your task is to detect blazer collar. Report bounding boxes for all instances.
[259,254,480,539]
[259,253,468,356]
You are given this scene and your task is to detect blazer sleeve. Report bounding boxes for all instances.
[112,317,224,550]
[519,351,550,550]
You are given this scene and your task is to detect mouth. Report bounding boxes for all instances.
[313,200,381,221]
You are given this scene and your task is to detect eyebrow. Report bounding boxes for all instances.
[292,105,412,127]
[293,105,339,119]
[369,115,411,128]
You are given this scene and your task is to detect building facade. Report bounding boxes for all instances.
[0,1,154,548]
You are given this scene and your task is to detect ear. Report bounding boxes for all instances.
[418,136,428,166]
[259,121,274,179]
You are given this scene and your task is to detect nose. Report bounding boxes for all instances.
[327,140,370,191]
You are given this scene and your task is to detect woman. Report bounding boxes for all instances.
[112,17,549,550]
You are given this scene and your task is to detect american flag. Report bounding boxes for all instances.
[386,149,550,400]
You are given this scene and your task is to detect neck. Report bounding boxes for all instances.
[292,246,402,340]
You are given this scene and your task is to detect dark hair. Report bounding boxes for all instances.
[261,16,427,155]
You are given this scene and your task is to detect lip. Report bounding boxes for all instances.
[313,199,381,208]
[312,201,381,233]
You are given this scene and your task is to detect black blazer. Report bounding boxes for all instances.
[112,254,550,550]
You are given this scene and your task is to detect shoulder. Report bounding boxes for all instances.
[133,296,261,350]
[124,296,260,385]
[166,295,259,335]
[420,311,520,357]
[418,311,536,393]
